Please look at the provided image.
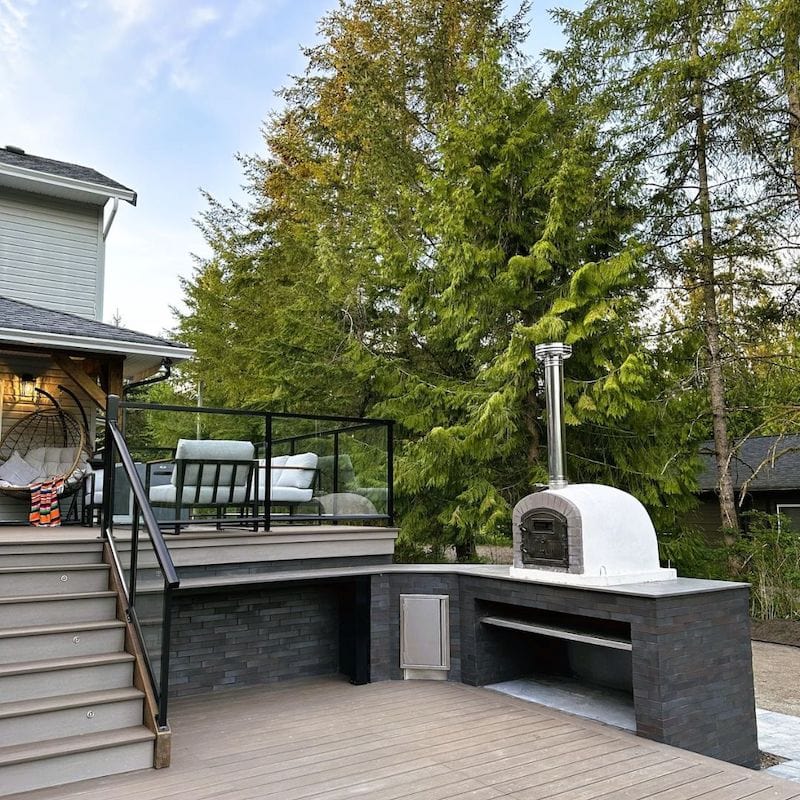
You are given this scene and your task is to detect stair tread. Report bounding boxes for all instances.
[0,687,144,719]
[0,538,101,546]
[0,591,116,605]
[0,725,154,767]
[0,619,125,639]
[0,651,134,677]
[0,564,109,574]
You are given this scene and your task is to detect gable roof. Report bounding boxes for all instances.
[0,295,192,379]
[697,435,800,492]
[0,146,136,206]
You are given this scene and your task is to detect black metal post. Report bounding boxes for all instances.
[101,395,119,539]
[333,431,340,494]
[387,421,394,527]
[265,413,272,532]
[333,431,340,525]
[158,581,174,729]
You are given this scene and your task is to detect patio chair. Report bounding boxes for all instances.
[0,389,91,503]
[147,439,257,534]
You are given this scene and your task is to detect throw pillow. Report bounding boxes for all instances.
[0,451,41,486]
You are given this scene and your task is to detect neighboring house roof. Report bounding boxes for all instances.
[0,146,136,206]
[697,435,800,492]
[0,295,192,379]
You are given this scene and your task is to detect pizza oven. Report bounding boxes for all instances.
[510,343,676,586]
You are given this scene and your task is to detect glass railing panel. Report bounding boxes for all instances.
[130,534,166,696]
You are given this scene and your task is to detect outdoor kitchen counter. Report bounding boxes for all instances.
[173,561,749,596]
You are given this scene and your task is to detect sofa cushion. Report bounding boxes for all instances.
[275,452,317,489]
[269,485,315,503]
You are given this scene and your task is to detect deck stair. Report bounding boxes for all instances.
[0,538,155,796]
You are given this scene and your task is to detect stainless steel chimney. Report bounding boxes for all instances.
[534,342,572,490]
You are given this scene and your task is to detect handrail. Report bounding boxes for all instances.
[121,399,394,425]
[106,422,180,588]
[102,394,180,728]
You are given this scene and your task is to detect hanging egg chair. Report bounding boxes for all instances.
[0,387,92,500]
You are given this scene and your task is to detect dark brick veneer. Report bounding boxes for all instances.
[169,585,340,697]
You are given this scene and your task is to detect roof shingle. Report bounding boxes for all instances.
[0,147,133,196]
[0,295,185,350]
[697,435,800,492]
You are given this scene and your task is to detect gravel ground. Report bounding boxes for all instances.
[752,641,800,716]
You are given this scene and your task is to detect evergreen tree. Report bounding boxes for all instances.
[554,0,800,536]
[180,0,700,558]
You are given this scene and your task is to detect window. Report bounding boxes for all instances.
[776,504,800,532]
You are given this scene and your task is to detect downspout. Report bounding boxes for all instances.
[102,198,119,241]
[123,359,173,397]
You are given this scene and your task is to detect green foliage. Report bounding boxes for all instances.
[656,527,729,580]
[734,512,800,620]
[175,0,797,559]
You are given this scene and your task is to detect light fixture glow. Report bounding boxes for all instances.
[18,373,36,401]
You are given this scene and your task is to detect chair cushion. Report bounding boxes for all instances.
[171,439,255,488]
[0,451,40,486]
[150,483,250,505]
[24,446,78,482]
[275,452,317,489]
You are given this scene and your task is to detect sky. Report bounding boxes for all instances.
[0,0,575,340]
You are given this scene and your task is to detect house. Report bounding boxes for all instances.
[0,146,764,796]
[694,435,800,535]
[0,146,192,522]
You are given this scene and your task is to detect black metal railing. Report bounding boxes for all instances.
[102,395,180,729]
[118,400,395,531]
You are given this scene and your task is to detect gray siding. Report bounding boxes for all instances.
[0,188,104,320]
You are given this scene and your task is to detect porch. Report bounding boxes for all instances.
[9,676,800,800]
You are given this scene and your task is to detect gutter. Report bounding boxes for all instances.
[0,162,137,205]
[123,359,173,397]
[0,326,194,361]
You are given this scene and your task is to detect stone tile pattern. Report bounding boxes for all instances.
[169,585,339,697]
[511,491,583,573]
[373,573,759,769]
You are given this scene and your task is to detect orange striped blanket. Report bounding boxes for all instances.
[29,477,65,527]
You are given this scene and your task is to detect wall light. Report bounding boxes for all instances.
[18,373,36,402]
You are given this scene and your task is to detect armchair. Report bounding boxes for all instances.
[147,439,257,534]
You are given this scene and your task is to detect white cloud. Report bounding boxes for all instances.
[0,0,35,76]
[189,5,219,29]
[107,0,153,31]
[224,0,281,39]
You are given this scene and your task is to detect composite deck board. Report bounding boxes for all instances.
[7,678,800,800]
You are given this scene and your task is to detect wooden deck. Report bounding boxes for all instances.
[8,677,800,800]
